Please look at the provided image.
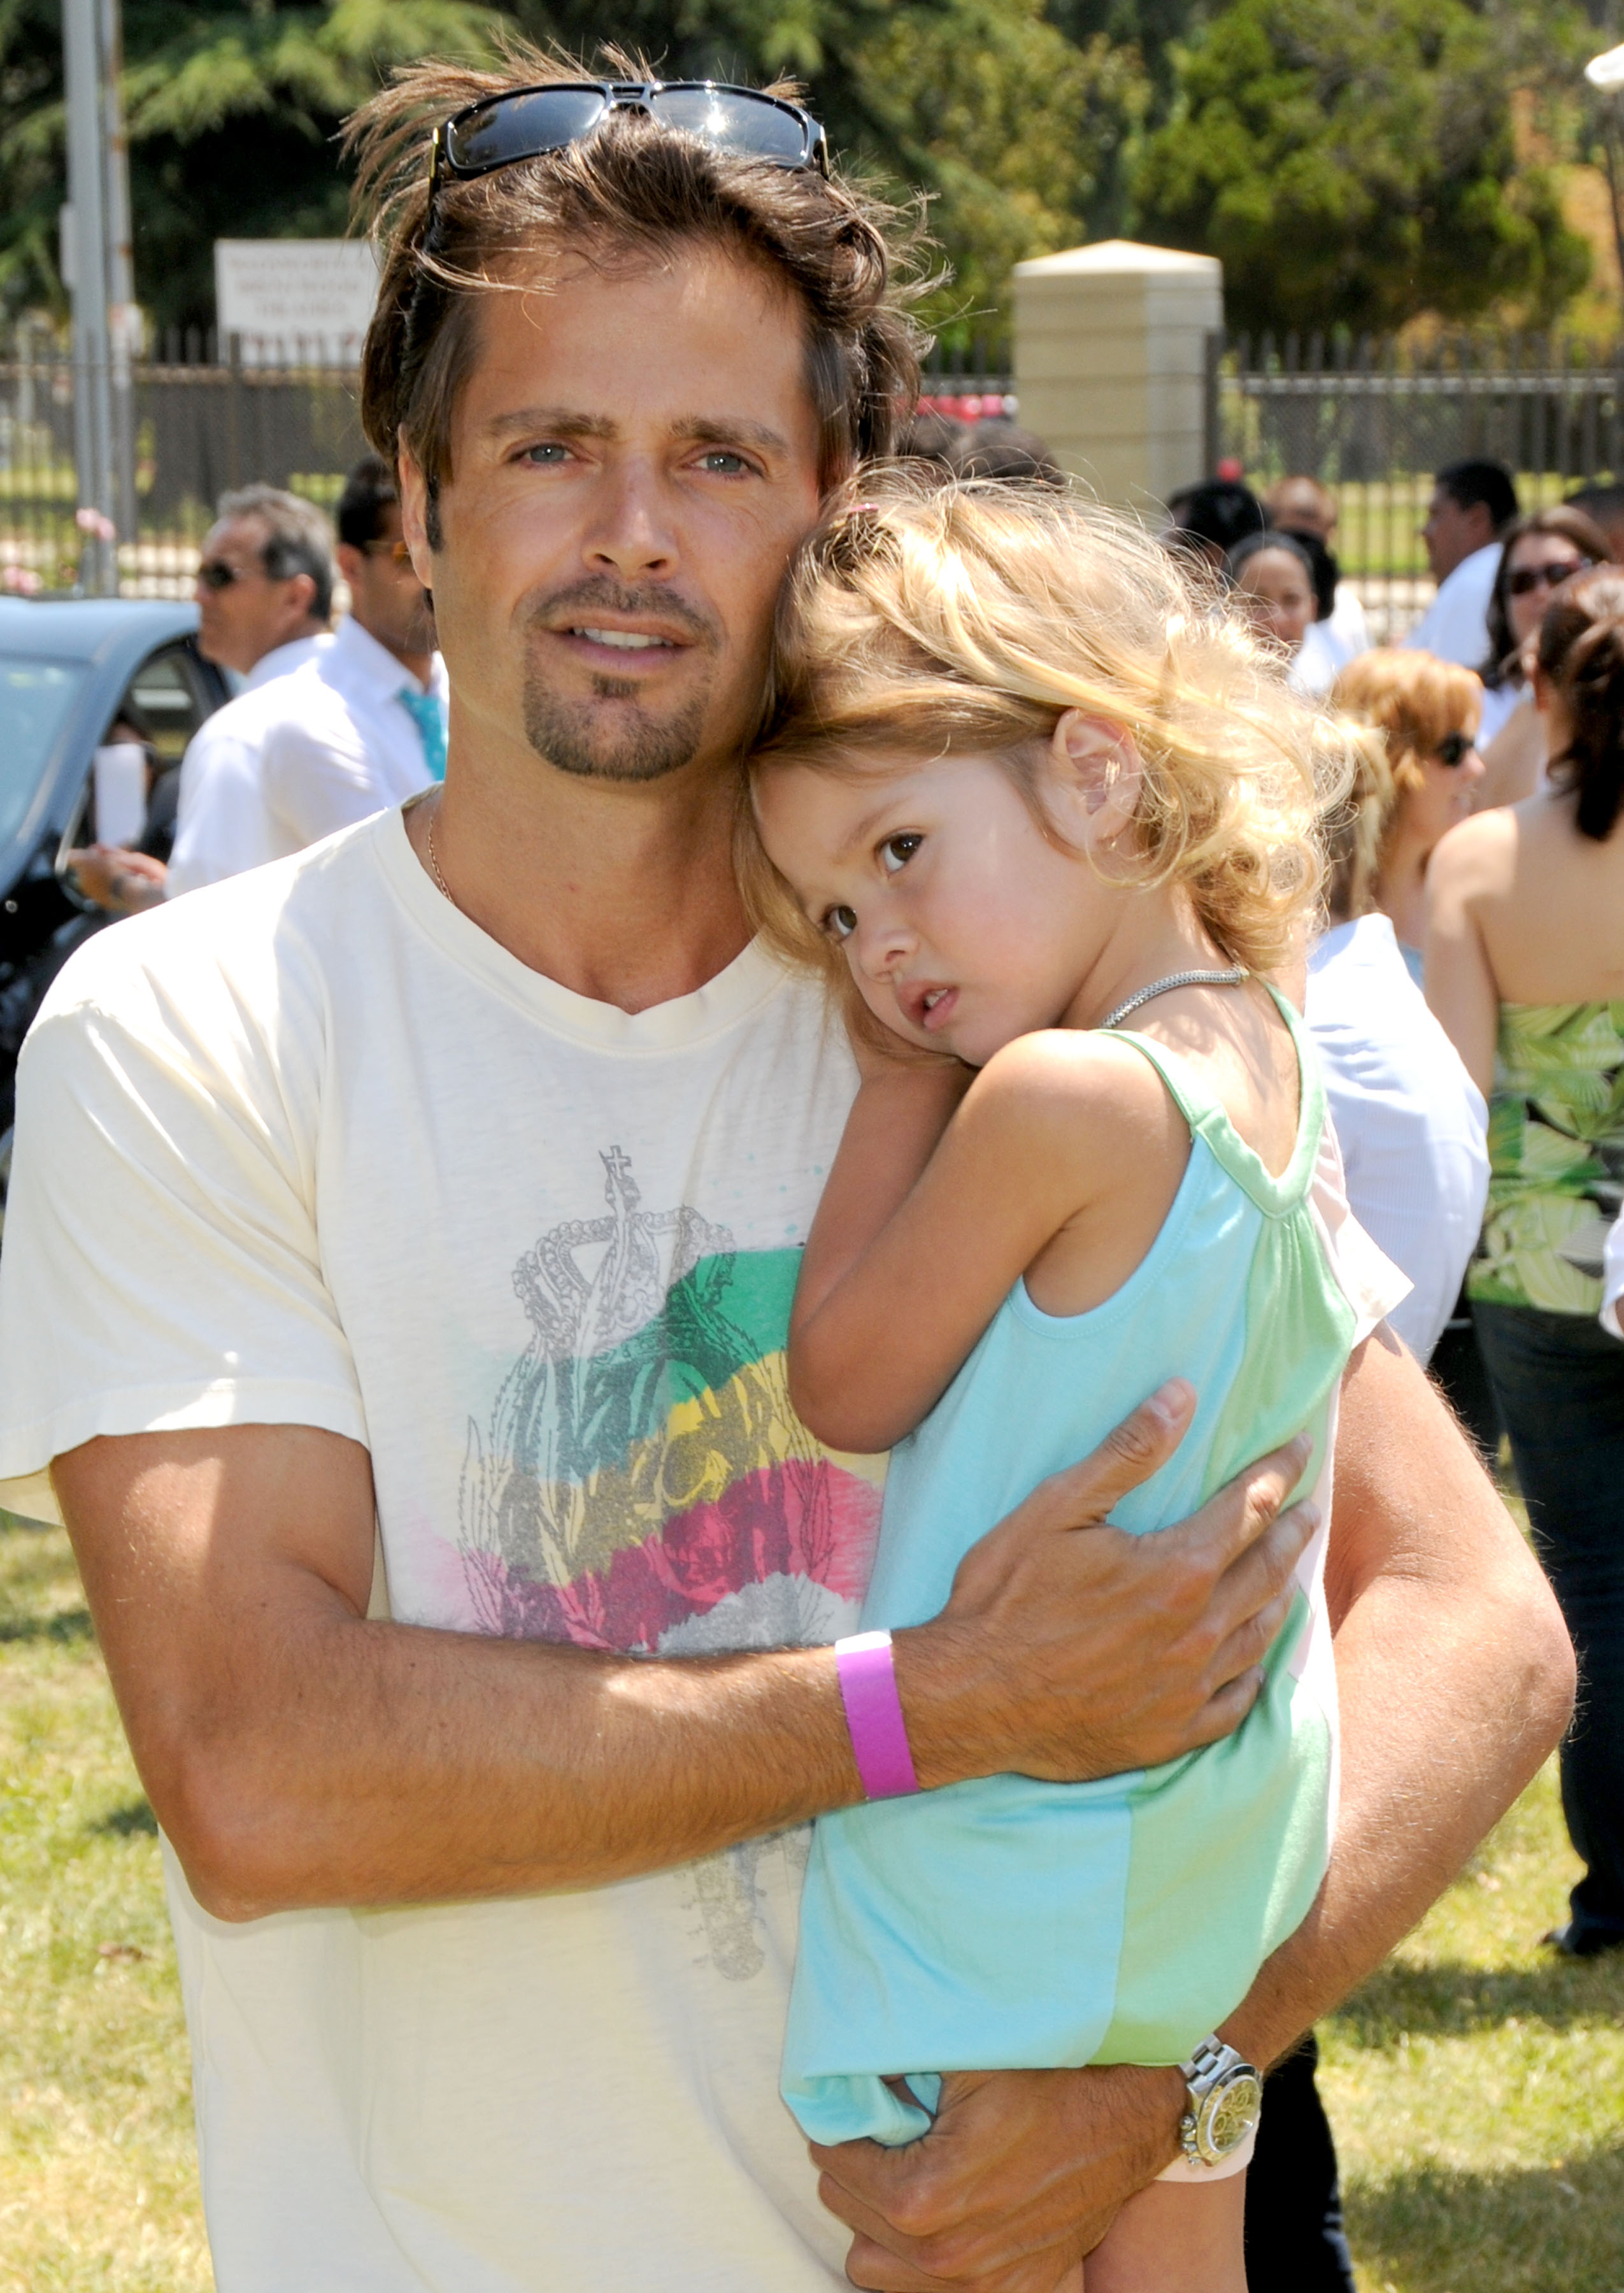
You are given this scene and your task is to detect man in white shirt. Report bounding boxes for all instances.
[1306,912,1490,1361]
[0,55,1572,2293]
[254,454,449,848]
[67,485,334,911]
[1402,458,1518,666]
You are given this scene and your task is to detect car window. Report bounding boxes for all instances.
[122,646,212,764]
[0,656,89,846]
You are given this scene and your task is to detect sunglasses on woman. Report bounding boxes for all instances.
[430,81,829,212]
[1507,557,1592,598]
[1434,732,1477,766]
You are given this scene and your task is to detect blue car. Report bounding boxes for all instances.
[0,598,228,1144]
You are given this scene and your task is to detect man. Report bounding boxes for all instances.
[68,485,336,911]
[252,454,449,845]
[1403,458,1518,666]
[1162,477,1266,571]
[1262,473,1371,687]
[0,55,1571,2293]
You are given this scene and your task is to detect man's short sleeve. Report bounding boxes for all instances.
[0,906,366,1522]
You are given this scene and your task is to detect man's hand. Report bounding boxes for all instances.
[900,1384,1316,1788]
[826,1332,1574,2287]
[53,1378,1311,1912]
[62,845,167,915]
[814,2066,1183,2291]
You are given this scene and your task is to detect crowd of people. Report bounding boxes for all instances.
[64,455,447,917]
[0,49,1607,2293]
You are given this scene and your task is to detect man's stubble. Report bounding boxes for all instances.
[520,580,722,786]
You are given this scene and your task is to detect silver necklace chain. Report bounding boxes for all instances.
[1100,966,1249,1031]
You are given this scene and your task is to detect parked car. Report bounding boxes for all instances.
[0,599,227,1197]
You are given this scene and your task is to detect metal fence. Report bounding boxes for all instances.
[0,327,1020,596]
[1208,330,1624,634]
[0,329,365,597]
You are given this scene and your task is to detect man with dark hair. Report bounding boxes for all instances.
[1404,457,1519,667]
[1566,480,1624,562]
[0,49,1571,2293]
[1162,478,1267,570]
[252,454,448,841]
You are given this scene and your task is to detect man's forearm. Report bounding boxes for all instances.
[55,1390,1313,1922]
[1223,1328,1574,2069]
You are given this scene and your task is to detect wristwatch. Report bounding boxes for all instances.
[1177,2035,1263,2168]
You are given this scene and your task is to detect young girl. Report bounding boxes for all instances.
[743,480,1400,2290]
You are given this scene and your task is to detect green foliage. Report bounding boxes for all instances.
[509,1,1148,346]
[0,0,1604,346]
[0,1,502,331]
[1130,0,1595,334]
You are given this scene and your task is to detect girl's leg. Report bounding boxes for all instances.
[1083,2173,1248,2293]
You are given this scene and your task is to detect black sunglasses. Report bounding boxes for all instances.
[1507,557,1592,599]
[431,81,829,208]
[196,558,253,592]
[1434,731,1477,766]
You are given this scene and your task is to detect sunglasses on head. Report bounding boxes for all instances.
[1507,557,1592,598]
[430,80,829,211]
[1434,731,1476,766]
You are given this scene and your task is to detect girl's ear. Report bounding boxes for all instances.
[1048,710,1141,846]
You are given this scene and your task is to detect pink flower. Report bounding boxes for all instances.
[1,564,43,595]
[75,506,117,541]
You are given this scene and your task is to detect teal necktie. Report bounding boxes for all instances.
[399,687,448,782]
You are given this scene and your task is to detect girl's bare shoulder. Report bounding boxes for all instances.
[963,1028,1181,1166]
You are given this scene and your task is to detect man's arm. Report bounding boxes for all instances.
[53,1387,1314,1922]
[814,1329,1574,2293]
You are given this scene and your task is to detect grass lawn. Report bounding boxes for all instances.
[3,1515,1621,2292]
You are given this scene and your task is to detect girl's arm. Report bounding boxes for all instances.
[1423,816,1503,1098]
[791,1033,1179,1455]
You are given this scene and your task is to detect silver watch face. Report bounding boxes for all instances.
[1199,2069,1263,2160]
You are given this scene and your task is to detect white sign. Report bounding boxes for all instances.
[213,239,379,366]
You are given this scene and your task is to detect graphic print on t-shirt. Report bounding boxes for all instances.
[458,1145,883,1656]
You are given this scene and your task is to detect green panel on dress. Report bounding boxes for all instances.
[1467,1002,1624,1314]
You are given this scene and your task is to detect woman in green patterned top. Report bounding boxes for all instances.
[1428,564,1624,1960]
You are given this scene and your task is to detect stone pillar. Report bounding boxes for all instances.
[1011,239,1223,516]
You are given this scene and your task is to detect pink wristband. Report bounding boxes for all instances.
[834,1629,921,1799]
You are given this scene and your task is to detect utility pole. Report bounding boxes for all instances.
[62,0,135,594]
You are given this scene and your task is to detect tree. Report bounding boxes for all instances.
[1129,0,1594,333]
[510,1,1146,345]
[0,1,1144,347]
[0,1,502,331]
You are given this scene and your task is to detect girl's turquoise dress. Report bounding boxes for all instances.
[782,992,1379,2145]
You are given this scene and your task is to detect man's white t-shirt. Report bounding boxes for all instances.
[1401,541,1502,669]
[0,808,884,2292]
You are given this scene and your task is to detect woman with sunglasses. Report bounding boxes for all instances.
[1330,649,1486,984]
[1427,565,1624,1962]
[1474,505,1611,806]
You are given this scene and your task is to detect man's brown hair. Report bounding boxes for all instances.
[345,42,924,539]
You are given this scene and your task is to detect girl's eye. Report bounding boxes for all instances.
[880,833,922,874]
[823,904,857,941]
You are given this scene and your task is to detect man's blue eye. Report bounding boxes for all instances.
[880,834,922,873]
[699,451,749,475]
[824,905,857,941]
[523,443,571,465]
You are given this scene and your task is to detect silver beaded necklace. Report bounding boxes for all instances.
[1100,965,1249,1031]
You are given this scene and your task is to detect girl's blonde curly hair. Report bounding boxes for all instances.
[743,473,1358,996]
